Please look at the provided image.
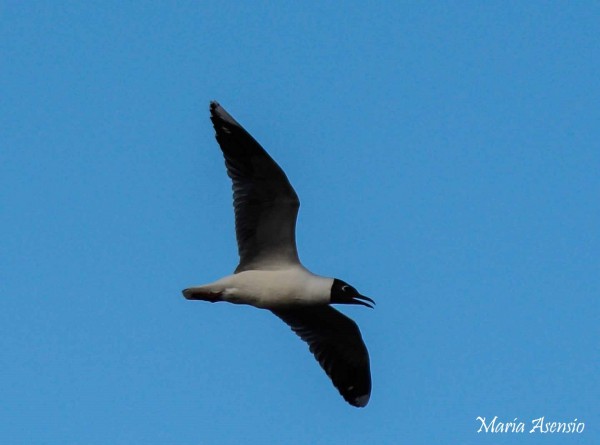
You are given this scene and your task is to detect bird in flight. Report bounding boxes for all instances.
[183,102,374,407]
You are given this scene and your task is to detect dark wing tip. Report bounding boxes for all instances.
[210,101,242,131]
[272,307,372,408]
[335,367,372,407]
[350,393,370,408]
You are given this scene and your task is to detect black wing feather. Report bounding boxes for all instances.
[210,102,300,272]
[271,306,372,407]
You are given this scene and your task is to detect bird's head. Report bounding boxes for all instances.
[330,278,375,308]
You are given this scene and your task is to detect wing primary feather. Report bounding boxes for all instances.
[271,306,371,407]
[210,102,301,272]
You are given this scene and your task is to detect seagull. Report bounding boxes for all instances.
[183,102,374,407]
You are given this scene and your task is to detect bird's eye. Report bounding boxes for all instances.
[341,285,350,292]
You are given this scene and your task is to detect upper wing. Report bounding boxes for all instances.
[271,306,372,407]
[210,102,300,272]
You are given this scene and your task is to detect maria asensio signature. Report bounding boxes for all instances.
[476,416,585,434]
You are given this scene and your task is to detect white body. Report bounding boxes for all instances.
[188,266,334,309]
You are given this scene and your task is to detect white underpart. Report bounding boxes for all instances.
[189,266,334,309]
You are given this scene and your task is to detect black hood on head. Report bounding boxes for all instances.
[330,278,375,308]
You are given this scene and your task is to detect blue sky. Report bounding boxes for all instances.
[1,2,598,444]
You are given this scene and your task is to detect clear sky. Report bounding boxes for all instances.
[1,2,598,444]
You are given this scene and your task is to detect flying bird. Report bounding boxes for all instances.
[183,102,374,407]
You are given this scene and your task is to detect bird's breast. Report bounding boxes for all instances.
[224,268,333,309]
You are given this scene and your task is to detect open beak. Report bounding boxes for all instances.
[353,294,376,309]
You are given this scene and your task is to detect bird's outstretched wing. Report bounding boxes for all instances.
[210,102,300,272]
[271,306,371,407]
